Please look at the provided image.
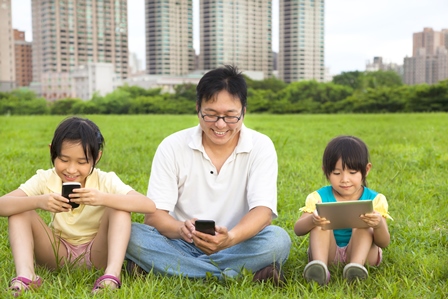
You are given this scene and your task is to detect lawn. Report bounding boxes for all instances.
[0,114,447,298]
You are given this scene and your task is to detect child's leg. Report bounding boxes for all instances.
[304,227,336,285]
[8,211,68,286]
[308,226,337,264]
[346,227,378,265]
[90,208,131,280]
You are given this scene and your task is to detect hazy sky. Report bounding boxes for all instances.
[11,0,448,75]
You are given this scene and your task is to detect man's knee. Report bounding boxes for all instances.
[260,225,292,259]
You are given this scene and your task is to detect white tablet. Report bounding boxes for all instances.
[315,200,373,230]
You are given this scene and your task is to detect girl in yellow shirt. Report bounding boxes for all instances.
[0,116,156,295]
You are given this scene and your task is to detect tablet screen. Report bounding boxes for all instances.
[315,200,373,230]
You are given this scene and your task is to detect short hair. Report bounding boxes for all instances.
[322,135,370,186]
[50,116,104,173]
[196,65,247,113]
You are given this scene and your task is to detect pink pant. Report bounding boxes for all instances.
[333,245,382,266]
[58,237,95,267]
[308,245,383,266]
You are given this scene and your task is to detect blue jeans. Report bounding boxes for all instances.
[126,223,291,279]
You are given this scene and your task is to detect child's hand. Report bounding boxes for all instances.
[69,188,105,206]
[42,193,72,213]
[360,211,382,229]
[312,209,331,229]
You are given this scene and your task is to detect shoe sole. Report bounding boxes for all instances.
[303,261,329,286]
[253,263,285,286]
[343,263,368,282]
[125,259,146,276]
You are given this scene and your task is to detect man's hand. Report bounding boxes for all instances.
[192,225,233,255]
[179,218,196,243]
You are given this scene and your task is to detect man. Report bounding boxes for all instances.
[126,65,291,284]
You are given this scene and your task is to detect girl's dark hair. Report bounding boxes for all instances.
[196,64,247,113]
[322,135,370,186]
[50,116,104,173]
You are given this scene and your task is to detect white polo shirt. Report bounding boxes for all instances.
[147,124,278,230]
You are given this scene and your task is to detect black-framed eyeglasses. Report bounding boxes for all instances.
[199,110,244,124]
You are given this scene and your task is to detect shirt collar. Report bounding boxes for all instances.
[188,124,253,154]
[46,168,99,192]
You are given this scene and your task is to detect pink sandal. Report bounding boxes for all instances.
[91,274,121,293]
[9,276,43,297]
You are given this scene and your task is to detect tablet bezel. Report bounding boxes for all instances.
[315,200,373,230]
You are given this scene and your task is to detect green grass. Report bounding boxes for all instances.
[0,114,447,298]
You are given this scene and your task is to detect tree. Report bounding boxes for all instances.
[245,76,287,93]
[173,83,197,102]
[117,84,162,98]
[50,98,83,115]
[91,89,132,114]
[406,80,448,112]
[364,70,403,88]
[332,71,365,90]
[338,86,408,113]
[0,89,49,115]
[333,70,403,91]
[274,80,352,113]
[247,88,276,113]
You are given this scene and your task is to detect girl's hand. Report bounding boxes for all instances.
[69,188,105,206]
[312,209,331,229]
[360,211,382,229]
[42,193,72,213]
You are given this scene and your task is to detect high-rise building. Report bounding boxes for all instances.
[412,27,446,57]
[31,0,129,83]
[365,56,403,77]
[145,0,195,75]
[0,0,16,91]
[279,0,325,83]
[71,62,116,100]
[128,51,143,76]
[199,0,272,77]
[14,30,33,87]
[404,27,448,85]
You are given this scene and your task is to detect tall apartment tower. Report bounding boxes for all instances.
[404,27,448,85]
[0,0,16,91]
[31,0,129,82]
[413,27,446,57]
[279,0,325,83]
[14,30,33,87]
[145,0,195,75]
[199,0,273,77]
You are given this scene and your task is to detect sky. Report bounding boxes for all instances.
[11,0,448,75]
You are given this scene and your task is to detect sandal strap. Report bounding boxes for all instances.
[92,274,122,291]
[10,276,43,291]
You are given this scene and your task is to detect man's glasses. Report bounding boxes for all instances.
[199,110,244,124]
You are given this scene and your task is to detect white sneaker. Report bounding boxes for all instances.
[343,263,368,282]
[303,260,330,286]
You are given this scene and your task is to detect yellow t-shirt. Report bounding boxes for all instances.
[19,168,133,245]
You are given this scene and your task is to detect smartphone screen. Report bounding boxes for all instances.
[62,182,81,209]
[195,220,215,235]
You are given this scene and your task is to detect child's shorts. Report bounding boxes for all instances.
[333,245,383,266]
[58,237,95,267]
[308,245,383,266]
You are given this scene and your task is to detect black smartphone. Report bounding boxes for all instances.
[195,220,215,235]
[62,182,81,209]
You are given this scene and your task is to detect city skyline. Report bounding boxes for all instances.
[11,0,448,75]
